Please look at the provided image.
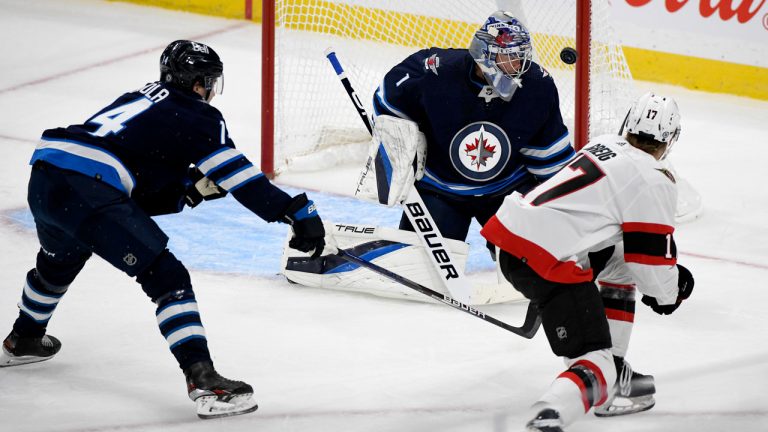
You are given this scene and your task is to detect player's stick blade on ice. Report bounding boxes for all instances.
[336,249,541,338]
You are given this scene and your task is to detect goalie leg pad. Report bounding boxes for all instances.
[282,222,470,302]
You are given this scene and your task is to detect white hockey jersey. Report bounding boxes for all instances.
[481,134,680,305]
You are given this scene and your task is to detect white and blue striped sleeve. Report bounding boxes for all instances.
[195,146,293,222]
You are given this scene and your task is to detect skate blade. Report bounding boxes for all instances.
[196,394,259,420]
[594,395,655,417]
[0,349,55,368]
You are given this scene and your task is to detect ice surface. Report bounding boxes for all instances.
[0,1,766,431]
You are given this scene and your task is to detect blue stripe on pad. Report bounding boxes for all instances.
[326,243,409,274]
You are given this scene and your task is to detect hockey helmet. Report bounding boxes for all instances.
[159,40,224,98]
[623,92,681,159]
[469,11,532,101]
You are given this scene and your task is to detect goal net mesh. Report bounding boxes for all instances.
[271,0,633,174]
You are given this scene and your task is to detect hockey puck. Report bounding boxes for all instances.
[560,47,578,65]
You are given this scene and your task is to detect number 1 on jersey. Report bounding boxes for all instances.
[88,97,153,137]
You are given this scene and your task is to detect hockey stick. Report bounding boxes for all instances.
[336,249,541,338]
[324,49,373,134]
[325,48,473,304]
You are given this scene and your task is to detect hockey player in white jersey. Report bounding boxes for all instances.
[592,243,656,417]
[481,92,694,432]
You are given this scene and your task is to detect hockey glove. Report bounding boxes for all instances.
[641,264,694,315]
[184,167,227,208]
[282,193,325,259]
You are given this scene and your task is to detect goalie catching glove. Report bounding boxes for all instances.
[184,167,227,208]
[281,193,325,259]
[641,264,694,315]
[355,115,426,207]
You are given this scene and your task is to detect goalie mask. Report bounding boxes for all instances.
[623,92,681,160]
[469,11,532,102]
[160,40,224,101]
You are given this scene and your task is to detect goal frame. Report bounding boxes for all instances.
[261,0,599,176]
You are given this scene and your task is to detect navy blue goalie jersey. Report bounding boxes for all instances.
[33,81,291,220]
[372,48,574,198]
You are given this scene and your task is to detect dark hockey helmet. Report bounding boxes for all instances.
[159,40,224,96]
[469,11,532,101]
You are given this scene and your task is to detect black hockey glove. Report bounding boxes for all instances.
[184,167,227,208]
[282,193,325,259]
[641,264,694,315]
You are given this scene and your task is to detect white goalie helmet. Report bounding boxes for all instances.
[622,92,681,159]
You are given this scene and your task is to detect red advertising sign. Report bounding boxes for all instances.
[626,0,766,24]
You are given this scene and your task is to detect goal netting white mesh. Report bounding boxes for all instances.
[269,0,634,174]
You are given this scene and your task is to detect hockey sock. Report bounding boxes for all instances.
[13,269,69,338]
[155,289,211,370]
[598,281,636,358]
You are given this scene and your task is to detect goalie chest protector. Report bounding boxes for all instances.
[372,48,571,198]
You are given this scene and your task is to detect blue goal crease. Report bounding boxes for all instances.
[6,186,496,276]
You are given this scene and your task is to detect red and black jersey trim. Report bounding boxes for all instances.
[622,222,677,266]
[481,215,593,283]
[559,360,609,412]
[599,282,636,323]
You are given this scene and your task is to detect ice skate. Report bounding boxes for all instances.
[184,361,258,419]
[526,408,564,432]
[0,331,61,367]
[594,357,655,417]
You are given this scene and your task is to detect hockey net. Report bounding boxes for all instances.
[263,0,633,174]
[262,0,702,222]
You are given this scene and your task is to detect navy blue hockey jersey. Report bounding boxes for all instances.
[372,48,574,198]
[32,82,292,220]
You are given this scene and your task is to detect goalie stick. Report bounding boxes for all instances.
[336,249,541,338]
[325,48,473,304]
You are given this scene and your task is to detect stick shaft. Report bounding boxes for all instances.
[337,250,541,338]
[325,48,473,304]
[325,49,373,134]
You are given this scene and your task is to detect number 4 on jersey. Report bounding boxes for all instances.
[88,97,153,137]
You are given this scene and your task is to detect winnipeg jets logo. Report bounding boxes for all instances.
[463,130,496,170]
[449,122,511,182]
[424,54,440,75]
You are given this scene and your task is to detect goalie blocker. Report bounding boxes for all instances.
[281,222,524,305]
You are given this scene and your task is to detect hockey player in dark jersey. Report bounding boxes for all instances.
[372,11,575,248]
[0,40,325,419]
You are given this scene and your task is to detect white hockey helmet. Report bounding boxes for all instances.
[622,92,681,159]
